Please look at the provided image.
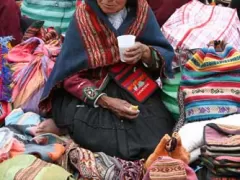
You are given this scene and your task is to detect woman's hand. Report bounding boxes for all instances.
[97,95,139,120]
[123,42,152,64]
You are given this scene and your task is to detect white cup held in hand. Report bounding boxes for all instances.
[117,35,136,62]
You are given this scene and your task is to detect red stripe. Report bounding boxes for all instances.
[216,10,237,40]
[88,8,113,65]
[181,82,240,89]
[177,6,215,48]
[185,95,240,104]
[115,65,133,81]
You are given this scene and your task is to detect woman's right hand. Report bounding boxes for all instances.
[97,95,139,120]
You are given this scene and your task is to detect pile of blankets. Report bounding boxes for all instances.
[0,108,145,179]
[200,123,240,179]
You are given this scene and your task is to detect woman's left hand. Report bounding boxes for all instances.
[124,42,151,64]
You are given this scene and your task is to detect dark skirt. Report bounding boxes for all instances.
[52,80,175,160]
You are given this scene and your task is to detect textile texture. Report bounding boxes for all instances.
[21,0,76,33]
[162,0,240,50]
[1,108,66,162]
[0,155,74,180]
[143,156,197,180]
[57,140,144,180]
[161,72,181,120]
[178,45,240,122]
[7,37,60,113]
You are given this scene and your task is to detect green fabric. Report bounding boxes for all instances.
[161,72,181,120]
[0,155,74,180]
[21,0,76,33]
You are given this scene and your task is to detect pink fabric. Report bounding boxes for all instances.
[216,156,240,162]
[162,0,240,50]
[7,37,59,113]
[143,156,197,180]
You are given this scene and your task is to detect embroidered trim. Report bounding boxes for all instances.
[83,87,98,100]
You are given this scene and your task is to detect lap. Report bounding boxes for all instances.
[52,81,175,160]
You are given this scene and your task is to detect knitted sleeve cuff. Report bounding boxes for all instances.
[142,47,161,69]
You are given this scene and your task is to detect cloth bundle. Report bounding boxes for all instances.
[162,0,240,50]
[0,108,66,163]
[7,37,60,113]
[200,123,240,178]
[58,140,144,180]
[0,155,74,180]
[178,45,240,123]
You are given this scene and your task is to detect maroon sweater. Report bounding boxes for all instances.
[147,0,191,27]
[0,0,22,46]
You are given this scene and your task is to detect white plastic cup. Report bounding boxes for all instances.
[117,35,136,62]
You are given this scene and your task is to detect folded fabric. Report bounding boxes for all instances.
[5,108,41,126]
[201,149,240,157]
[162,0,240,50]
[179,114,240,153]
[5,125,65,162]
[0,127,25,163]
[0,155,74,180]
[200,156,240,177]
[178,45,240,123]
[7,37,59,113]
[143,156,197,180]
[57,140,144,180]
[200,155,240,168]
[204,146,240,152]
[161,72,181,120]
[204,123,240,147]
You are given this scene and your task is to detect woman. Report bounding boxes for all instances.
[20,0,76,34]
[38,0,175,160]
[0,0,22,46]
[147,0,190,27]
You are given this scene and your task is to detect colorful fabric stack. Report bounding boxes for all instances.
[1,108,66,163]
[179,45,240,123]
[161,72,181,120]
[200,123,240,178]
[0,37,13,102]
[7,37,61,113]
[0,155,74,180]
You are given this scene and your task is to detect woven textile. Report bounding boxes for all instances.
[162,0,240,50]
[0,37,12,102]
[179,45,240,122]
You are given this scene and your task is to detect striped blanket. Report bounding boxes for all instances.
[21,0,76,34]
[179,45,240,122]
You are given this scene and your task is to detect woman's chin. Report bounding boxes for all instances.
[101,7,120,14]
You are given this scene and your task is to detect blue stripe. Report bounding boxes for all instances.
[186,114,230,122]
[185,100,240,109]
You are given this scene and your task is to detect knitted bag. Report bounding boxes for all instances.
[176,44,240,128]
